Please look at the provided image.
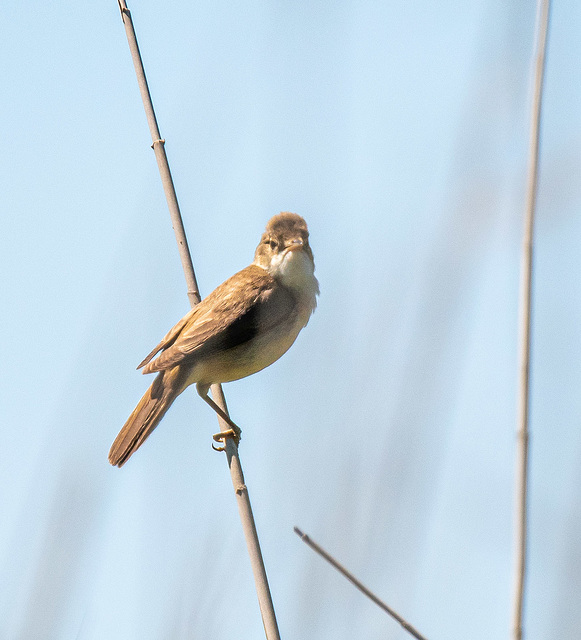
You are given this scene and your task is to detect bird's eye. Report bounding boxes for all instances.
[266,239,277,250]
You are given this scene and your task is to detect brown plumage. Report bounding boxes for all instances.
[108,367,186,468]
[138,266,297,374]
[109,212,319,467]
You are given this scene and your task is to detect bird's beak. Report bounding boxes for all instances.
[285,238,304,252]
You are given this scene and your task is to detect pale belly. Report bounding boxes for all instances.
[183,314,306,388]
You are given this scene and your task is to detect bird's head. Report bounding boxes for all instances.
[253,213,317,294]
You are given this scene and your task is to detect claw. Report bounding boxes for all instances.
[197,384,243,450]
[212,428,241,452]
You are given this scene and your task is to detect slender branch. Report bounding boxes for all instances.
[116,3,280,638]
[116,0,199,306]
[294,528,428,640]
[512,2,550,640]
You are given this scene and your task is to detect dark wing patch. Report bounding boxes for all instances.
[142,265,297,373]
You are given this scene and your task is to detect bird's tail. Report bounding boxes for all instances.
[109,367,184,467]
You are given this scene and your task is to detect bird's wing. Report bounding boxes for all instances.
[141,265,297,373]
[137,306,199,369]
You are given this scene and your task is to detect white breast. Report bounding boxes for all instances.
[269,249,319,324]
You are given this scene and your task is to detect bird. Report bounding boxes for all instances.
[109,212,319,467]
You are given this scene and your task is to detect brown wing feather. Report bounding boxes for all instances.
[142,265,297,374]
[137,306,198,369]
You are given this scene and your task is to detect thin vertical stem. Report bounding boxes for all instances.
[513,2,550,639]
[116,0,199,307]
[116,3,280,638]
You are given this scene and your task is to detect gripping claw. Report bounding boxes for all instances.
[212,428,241,452]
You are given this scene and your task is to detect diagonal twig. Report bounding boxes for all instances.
[512,2,550,640]
[116,2,280,637]
[294,527,428,640]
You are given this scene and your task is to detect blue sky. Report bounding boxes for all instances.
[1,2,580,639]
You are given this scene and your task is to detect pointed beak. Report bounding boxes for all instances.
[285,238,304,252]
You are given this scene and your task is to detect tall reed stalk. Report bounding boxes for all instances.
[116,2,280,637]
[513,2,550,639]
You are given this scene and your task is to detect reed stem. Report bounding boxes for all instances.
[116,3,280,637]
[512,2,550,639]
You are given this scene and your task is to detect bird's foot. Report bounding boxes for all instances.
[212,425,241,452]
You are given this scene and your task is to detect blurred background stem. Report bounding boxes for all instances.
[513,1,550,639]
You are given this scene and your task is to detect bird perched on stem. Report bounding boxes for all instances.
[109,212,319,467]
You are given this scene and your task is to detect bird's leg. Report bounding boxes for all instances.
[196,383,241,450]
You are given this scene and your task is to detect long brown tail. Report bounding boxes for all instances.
[109,367,184,467]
